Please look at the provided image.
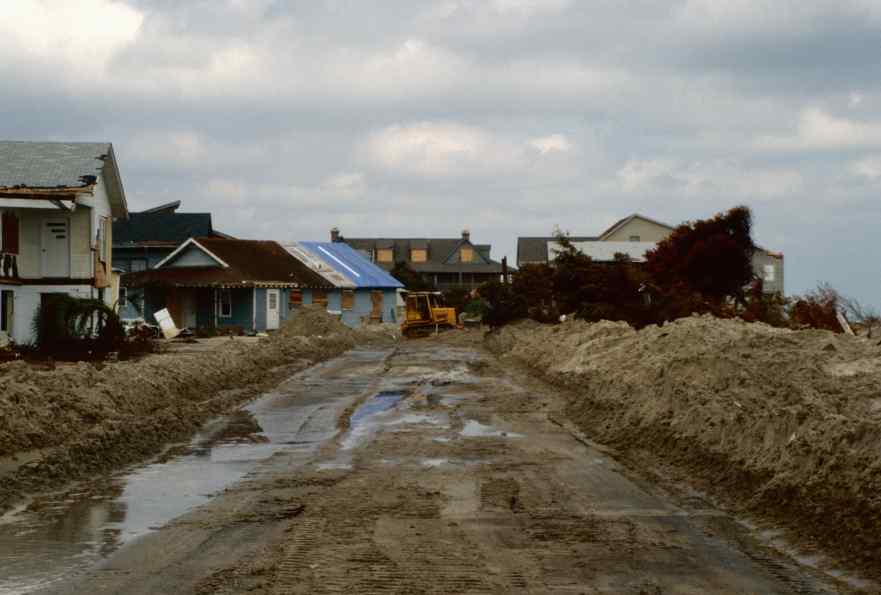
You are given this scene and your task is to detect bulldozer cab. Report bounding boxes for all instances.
[402,291,458,337]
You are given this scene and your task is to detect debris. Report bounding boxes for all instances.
[153,308,181,340]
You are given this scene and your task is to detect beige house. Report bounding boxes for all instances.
[0,141,128,345]
[517,214,785,294]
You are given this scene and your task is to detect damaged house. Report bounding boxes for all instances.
[517,213,785,294]
[0,141,129,345]
[283,241,403,327]
[123,238,332,334]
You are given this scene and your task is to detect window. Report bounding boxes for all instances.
[1,212,19,254]
[289,289,303,308]
[460,246,473,262]
[763,264,776,282]
[341,289,354,310]
[629,235,641,242]
[119,287,127,306]
[312,289,328,305]
[219,289,233,318]
[377,248,393,263]
[410,249,427,263]
[268,290,278,310]
[97,217,110,263]
[0,290,12,333]
[130,259,148,272]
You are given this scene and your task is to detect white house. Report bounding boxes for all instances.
[0,141,129,345]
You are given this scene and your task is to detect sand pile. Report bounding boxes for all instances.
[0,307,395,511]
[489,315,881,572]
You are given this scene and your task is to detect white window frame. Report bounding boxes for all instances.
[98,217,109,263]
[763,264,776,282]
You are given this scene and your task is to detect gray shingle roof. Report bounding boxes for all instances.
[343,237,504,273]
[0,141,111,188]
[114,211,215,245]
[517,236,597,266]
[0,140,128,218]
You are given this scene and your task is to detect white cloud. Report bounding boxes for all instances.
[851,155,881,179]
[756,108,881,151]
[363,122,519,177]
[617,158,802,200]
[362,123,580,178]
[0,0,142,74]
[617,159,677,193]
[529,134,572,154]
[321,172,368,198]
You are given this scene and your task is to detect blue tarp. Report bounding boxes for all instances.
[299,241,404,289]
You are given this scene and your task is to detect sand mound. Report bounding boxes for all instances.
[489,315,881,573]
[0,307,395,512]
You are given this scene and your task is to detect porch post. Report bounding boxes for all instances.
[252,287,257,332]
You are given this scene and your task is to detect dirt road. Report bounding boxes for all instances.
[14,339,861,594]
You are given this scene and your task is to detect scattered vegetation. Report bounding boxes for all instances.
[390,262,433,291]
[478,206,874,334]
[30,294,155,360]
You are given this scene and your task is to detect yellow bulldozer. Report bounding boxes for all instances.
[401,291,459,338]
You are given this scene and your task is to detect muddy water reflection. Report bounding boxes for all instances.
[0,349,389,595]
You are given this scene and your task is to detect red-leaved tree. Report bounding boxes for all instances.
[645,206,755,309]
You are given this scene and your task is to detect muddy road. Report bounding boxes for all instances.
[1,339,861,594]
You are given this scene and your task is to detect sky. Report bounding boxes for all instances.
[1,0,879,307]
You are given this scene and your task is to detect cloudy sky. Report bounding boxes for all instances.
[2,0,879,306]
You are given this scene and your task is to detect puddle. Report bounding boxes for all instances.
[350,391,403,425]
[316,462,353,471]
[0,349,388,595]
[340,391,405,451]
[421,458,450,468]
[460,420,523,438]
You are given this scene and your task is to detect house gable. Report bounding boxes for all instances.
[443,239,490,265]
[599,214,674,242]
[156,238,229,269]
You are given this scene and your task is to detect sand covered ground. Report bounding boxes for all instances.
[0,306,397,513]
[488,315,881,576]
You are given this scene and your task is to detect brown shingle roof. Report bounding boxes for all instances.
[122,238,333,289]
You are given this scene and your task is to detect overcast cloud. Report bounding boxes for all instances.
[1,0,879,306]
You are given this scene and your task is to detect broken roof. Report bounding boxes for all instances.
[123,238,333,289]
[296,242,404,289]
[0,141,128,218]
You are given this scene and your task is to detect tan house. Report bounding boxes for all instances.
[517,214,785,294]
[0,141,128,345]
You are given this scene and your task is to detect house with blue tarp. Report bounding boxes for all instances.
[122,238,332,334]
[283,241,403,327]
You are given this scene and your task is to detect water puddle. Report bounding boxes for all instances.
[0,349,387,594]
[460,420,523,438]
[340,391,405,451]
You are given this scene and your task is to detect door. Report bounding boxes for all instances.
[42,218,70,277]
[370,290,383,321]
[180,290,197,329]
[266,289,280,330]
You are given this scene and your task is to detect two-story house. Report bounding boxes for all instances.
[517,213,785,294]
[338,228,507,291]
[0,141,128,345]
